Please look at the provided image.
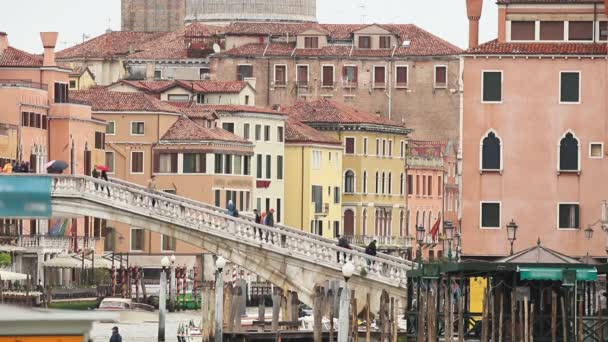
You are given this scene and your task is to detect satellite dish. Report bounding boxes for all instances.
[212,43,221,53]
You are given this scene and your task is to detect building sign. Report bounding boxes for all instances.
[0,176,52,218]
[256,180,271,189]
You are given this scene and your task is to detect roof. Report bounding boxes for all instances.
[285,99,407,128]
[0,47,43,67]
[111,80,177,93]
[169,102,286,117]
[161,116,250,144]
[70,89,182,113]
[110,80,249,94]
[285,117,340,145]
[466,39,608,55]
[56,31,166,59]
[496,239,583,264]
[69,66,94,79]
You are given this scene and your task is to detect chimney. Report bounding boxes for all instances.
[40,32,58,67]
[466,0,483,48]
[0,32,8,56]
[605,0,608,15]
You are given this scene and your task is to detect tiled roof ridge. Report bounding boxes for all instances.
[161,115,250,144]
[285,117,341,145]
[0,46,43,67]
[466,38,608,55]
[70,89,182,113]
[57,31,168,59]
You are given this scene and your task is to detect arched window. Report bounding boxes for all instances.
[362,171,368,194]
[381,172,386,194]
[422,211,426,229]
[481,131,501,170]
[406,210,410,236]
[374,209,380,235]
[428,211,432,230]
[375,171,379,194]
[399,210,404,237]
[386,210,392,236]
[362,209,367,236]
[559,132,579,171]
[400,173,404,195]
[388,173,392,195]
[415,211,420,227]
[344,170,355,193]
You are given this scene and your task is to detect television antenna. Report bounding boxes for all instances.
[360,0,367,24]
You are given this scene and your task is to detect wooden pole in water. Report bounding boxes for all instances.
[313,285,324,342]
[578,300,583,342]
[491,287,496,342]
[511,291,516,342]
[389,296,395,342]
[327,289,335,342]
[551,291,557,342]
[458,294,464,342]
[561,296,567,342]
[352,291,358,342]
[365,292,370,342]
[499,290,504,342]
[481,285,489,342]
[598,291,603,342]
[524,296,529,342]
[393,299,399,342]
[444,286,451,342]
[529,303,534,342]
[272,286,281,332]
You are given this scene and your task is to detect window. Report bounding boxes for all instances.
[276,198,281,223]
[345,137,355,154]
[224,154,232,174]
[264,125,270,141]
[434,66,447,88]
[427,176,432,197]
[590,143,603,158]
[265,155,271,179]
[255,125,261,141]
[358,36,371,49]
[373,66,386,87]
[237,65,253,81]
[481,131,501,170]
[312,185,323,213]
[131,122,145,135]
[214,190,221,207]
[215,154,223,174]
[69,80,77,89]
[234,155,242,174]
[407,175,413,195]
[256,154,262,178]
[381,172,386,194]
[480,202,500,228]
[379,36,391,49]
[161,234,176,251]
[382,139,386,156]
[388,140,393,157]
[540,21,564,41]
[344,171,355,193]
[167,94,189,102]
[222,122,234,133]
[304,36,319,49]
[21,112,29,126]
[243,124,250,140]
[375,172,379,193]
[559,132,579,171]
[245,95,250,105]
[274,65,287,86]
[130,228,145,251]
[334,187,340,204]
[277,156,283,180]
[183,153,205,173]
[400,173,404,195]
[197,93,205,104]
[482,71,502,102]
[130,151,144,174]
[558,203,579,229]
[569,21,593,41]
[106,121,116,135]
[41,115,47,130]
[400,141,405,157]
[376,138,380,155]
[94,132,105,150]
[560,72,580,103]
[105,151,115,173]
[322,65,334,87]
[334,221,340,238]
[158,153,177,173]
[244,156,251,175]
[396,66,408,87]
[510,21,535,41]
[154,70,162,79]
[600,21,608,41]
[363,138,368,155]
[296,65,309,87]
[312,150,322,169]
[343,65,358,86]
[416,175,420,195]
[387,173,392,195]
[277,126,284,142]
[362,171,368,193]
[54,83,68,103]
[438,176,442,196]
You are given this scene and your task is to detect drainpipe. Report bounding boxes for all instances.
[301,147,305,231]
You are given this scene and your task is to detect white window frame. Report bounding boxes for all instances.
[557,202,580,230]
[480,201,501,229]
[557,130,581,173]
[479,129,504,172]
[559,71,581,105]
[344,169,356,194]
[566,20,595,42]
[434,65,448,89]
[596,20,608,41]
[344,136,356,155]
[106,120,116,136]
[273,64,288,87]
[154,69,163,80]
[160,234,176,252]
[129,227,145,252]
[321,64,335,88]
[130,150,145,175]
[312,150,322,170]
[342,64,358,87]
[507,20,538,42]
[481,70,503,104]
[372,65,387,89]
[395,65,409,88]
[130,121,145,136]
[105,150,115,175]
[295,64,310,86]
[589,142,604,159]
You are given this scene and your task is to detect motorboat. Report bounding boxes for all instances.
[97,297,156,323]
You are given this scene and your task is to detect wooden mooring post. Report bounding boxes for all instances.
[313,285,324,342]
[551,291,557,342]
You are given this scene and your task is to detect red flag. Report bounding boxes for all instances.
[431,219,441,241]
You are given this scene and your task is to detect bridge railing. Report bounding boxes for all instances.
[49,175,411,287]
[107,177,417,269]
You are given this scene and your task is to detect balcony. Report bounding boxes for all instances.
[16,235,98,253]
[344,235,414,249]
[0,79,48,91]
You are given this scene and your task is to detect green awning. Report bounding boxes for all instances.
[518,267,597,281]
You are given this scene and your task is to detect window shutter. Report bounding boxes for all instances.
[354,66,359,82]
[153,152,160,173]
[171,154,178,173]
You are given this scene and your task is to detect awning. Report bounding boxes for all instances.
[43,255,83,268]
[518,267,598,281]
[0,245,25,252]
[0,270,28,281]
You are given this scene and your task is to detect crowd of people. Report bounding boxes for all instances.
[0,161,30,174]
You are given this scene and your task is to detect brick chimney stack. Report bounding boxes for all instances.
[605,0,608,15]
[466,0,483,49]
[40,32,58,67]
[0,32,8,56]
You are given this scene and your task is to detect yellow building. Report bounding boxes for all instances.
[286,99,412,247]
[284,117,342,238]
[68,66,96,90]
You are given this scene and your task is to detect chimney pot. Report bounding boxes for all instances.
[40,32,58,67]
[466,0,483,49]
[0,32,8,56]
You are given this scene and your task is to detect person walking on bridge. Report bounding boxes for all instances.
[227,200,239,217]
[101,170,110,196]
[365,240,377,266]
[147,175,157,207]
[109,326,122,342]
[265,209,275,227]
[336,234,351,262]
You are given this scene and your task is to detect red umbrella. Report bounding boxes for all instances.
[96,165,110,172]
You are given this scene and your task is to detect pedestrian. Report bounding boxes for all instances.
[147,175,157,207]
[109,326,122,342]
[265,209,275,227]
[227,200,239,217]
[253,209,261,224]
[23,162,30,173]
[365,239,377,266]
[337,234,351,262]
[92,165,100,190]
[101,170,110,196]
[3,162,12,174]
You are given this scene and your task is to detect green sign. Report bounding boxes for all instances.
[518,267,597,282]
[0,176,52,218]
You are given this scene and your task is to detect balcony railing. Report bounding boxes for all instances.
[0,79,48,91]
[17,235,98,252]
[344,235,414,249]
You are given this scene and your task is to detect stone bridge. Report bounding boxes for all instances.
[3,175,416,310]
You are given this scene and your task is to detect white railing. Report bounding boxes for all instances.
[345,235,414,248]
[18,235,98,252]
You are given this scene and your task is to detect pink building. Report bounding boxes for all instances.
[462,0,608,259]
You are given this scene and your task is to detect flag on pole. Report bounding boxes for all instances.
[430,218,441,241]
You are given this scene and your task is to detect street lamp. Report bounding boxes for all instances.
[507,219,518,256]
[454,231,462,260]
[158,256,170,342]
[416,225,425,266]
[444,221,454,260]
[214,256,226,342]
[338,261,355,342]
[585,225,594,240]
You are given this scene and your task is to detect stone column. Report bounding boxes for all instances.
[338,281,350,342]
[215,269,224,342]
[36,253,44,285]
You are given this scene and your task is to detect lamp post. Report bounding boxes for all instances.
[454,231,462,261]
[585,225,594,263]
[338,261,355,342]
[158,256,170,342]
[444,221,454,261]
[506,219,518,256]
[214,256,226,342]
[169,254,176,312]
[416,225,425,267]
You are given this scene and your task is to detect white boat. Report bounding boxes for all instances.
[97,297,156,323]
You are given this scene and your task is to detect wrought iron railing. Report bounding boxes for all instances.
[0,79,48,91]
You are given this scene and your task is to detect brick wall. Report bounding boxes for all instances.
[121,0,186,32]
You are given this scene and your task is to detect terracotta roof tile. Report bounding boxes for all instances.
[57,31,166,59]
[161,116,250,143]
[168,102,285,117]
[466,39,608,55]
[285,117,340,145]
[177,80,249,94]
[0,47,43,67]
[113,80,177,92]
[70,89,181,113]
[285,99,406,128]
[224,22,315,36]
